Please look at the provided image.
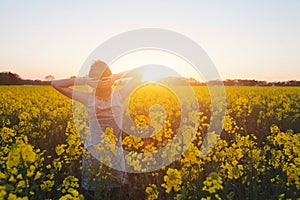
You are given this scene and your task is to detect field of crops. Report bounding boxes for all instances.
[0,85,299,200]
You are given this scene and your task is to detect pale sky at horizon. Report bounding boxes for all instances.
[0,0,299,81]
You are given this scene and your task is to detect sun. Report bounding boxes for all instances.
[141,64,180,82]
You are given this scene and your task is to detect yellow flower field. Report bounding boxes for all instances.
[0,86,299,199]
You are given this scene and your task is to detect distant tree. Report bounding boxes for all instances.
[0,72,23,85]
[45,75,55,81]
[186,77,202,86]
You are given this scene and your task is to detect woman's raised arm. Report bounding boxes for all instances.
[114,68,144,101]
[51,77,90,105]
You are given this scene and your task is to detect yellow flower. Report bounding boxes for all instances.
[8,175,16,183]
[161,168,182,193]
[0,172,6,179]
[6,148,21,169]
[7,193,28,200]
[61,176,79,189]
[53,159,63,171]
[104,127,118,145]
[0,186,7,199]
[67,188,79,197]
[278,193,285,200]
[40,180,54,192]
[8,193,17,200]
[16,174,23,179]
[202,172,223,194]
[21,145,36,163]
[270,124,280,134]
[55,144,67,156]
[125,152,142,171]
[0,127,16,142]
[26,165,36,177]
[215,194,222,200]
[34,171,42,180]
[11,167,18,175]
[145,184,159,200]
[59,194,73,200]
[122,135,144,150]
[16,180,26,189]
[181,144,200,167]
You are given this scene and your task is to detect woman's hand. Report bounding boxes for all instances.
[97,74,119,88]
[86,68,144,89]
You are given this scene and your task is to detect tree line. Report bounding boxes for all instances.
[159,77,300,86]
[0,72,51,85]
[0,71,299,86]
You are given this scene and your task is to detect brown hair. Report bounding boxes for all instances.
[89,60,113,100]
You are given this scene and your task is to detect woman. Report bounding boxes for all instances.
[51,60,143,198]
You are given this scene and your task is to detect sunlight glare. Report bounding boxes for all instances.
[109,49,204,82]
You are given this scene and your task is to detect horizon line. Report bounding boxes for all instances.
[0,71,299,83]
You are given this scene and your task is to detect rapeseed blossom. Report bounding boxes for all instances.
[0,85,299,199]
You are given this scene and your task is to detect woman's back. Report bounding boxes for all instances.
[85,90,124,148]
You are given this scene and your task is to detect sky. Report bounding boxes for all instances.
[0,0,299,81]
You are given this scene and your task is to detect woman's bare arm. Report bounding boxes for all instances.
[51,77,90,105]
[97,70,130,88]
[115,68,144,101]
[114,70,130,79]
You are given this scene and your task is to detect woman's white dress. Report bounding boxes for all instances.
[82,90,127,190]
